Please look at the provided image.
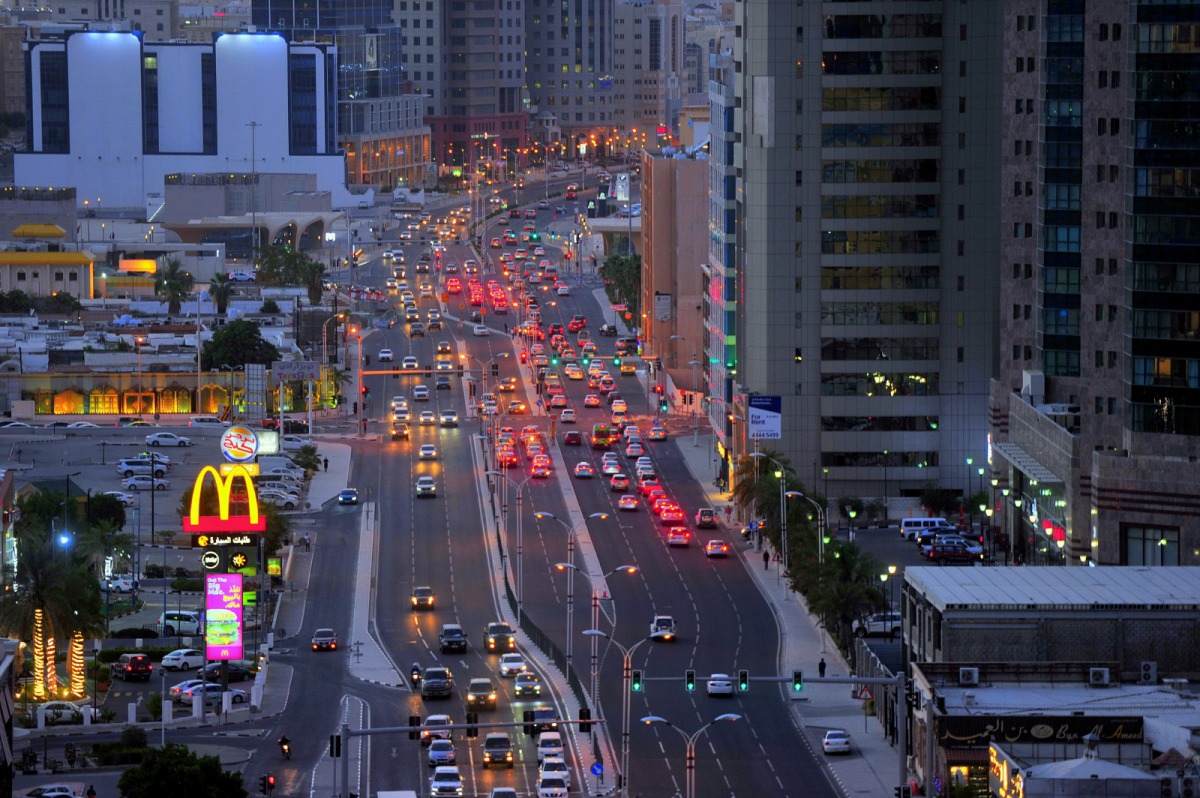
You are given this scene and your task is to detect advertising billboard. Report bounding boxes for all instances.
[205,573,244,661]
[748,395,783,440]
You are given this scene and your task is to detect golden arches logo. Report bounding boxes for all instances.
[184,464,265,533]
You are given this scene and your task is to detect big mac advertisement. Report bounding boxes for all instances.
[205,573,244,661]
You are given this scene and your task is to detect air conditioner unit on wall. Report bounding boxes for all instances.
[1141,661,1158,684]
[1089,667,1111,687]
[959,667,979,686]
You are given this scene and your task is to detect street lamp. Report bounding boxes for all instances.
[553,562,637,712]
[887,564,897,609]
[584,629,653,796]
[786,489,825,568]
[322,312,344,368]
[485,469,538,630]
[349,324,363,437]
[749,452,790,592]
[533,511,608,672]
[135,335,146,418]
[639,714,742,798]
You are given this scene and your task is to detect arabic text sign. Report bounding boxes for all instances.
[205,573,244,661]
[940,715,1143,746]
[220,425,259,463]
[748,396,782,440]
[272,360,321,382]
[192,533,259,548]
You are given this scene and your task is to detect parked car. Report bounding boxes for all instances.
[823,729,852,754]
[197,662,253,682]
[160,648,204,671]
[853,612,902,638]
[145,432,192,447]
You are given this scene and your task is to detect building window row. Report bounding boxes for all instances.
[820,229,939,255]
[822,159,938,184]
[821,265,939,290]
[820,372,938,397]
[821,86,940,112]
[821,302,939,326]
[1122,525,1178,567]
[1132,309,1200,341]
[1134,166,1200,198]
[821,14,942,40]
[821,122,940,148]
[820,451,939,468]
[1132,261,1200,292]
[1132,215,1200,246]
[821,337,939,362]
[1138,23,1198,54]
[822,415,939,432]
[822,49,941,76]
[821,194,938,219]
[1044,349,1081,377]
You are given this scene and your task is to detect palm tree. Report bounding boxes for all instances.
[297,259,327,306]
[324,366,352,408]
[806,542,886,648]
[155,257,194,315]
[0,541,76,699]
[208,273,234,315]
[730,449,797,545]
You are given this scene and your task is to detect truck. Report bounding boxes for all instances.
[650,615,677,641]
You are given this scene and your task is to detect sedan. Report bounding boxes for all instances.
[666,527,691,547]
[161,649,204,671]
[67,421,100,429]
[609,473,630,492]
[337,489,360,505]
[122,476,170,491]
[378,348,394,362]
[530,462,552,478]
[601,461,622,476]
[583,394,602,407]
[558,408,576,423]
[104,490,137,507]
[169,678,207,703]
[197,662,253,682]
[704,540,731,558]
[36,700,101,725]
[419,410,437,425]
[416,476,437,497]
[660,507,686,524]
[646,426,668,441]
[573,462,595,479]
[624,442,645,457]
[514,671,542,697]
[473,324,491,337]
[402,356,420,370]
[498,653,527,677]
[706,673,735,697]
[823,729,852,755]
[427,738,456,768]
[618,495,639,511]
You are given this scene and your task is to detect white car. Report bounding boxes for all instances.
[706,673,734,696]
[145,432,191,447]
[416,476,437,497]
[539,756,571,788]
[104,491,137,507]
[419,444,438,460]
[430,766,464,796]
[557,285,570,296]
[279,434,308,451]
[498,653,527,677]
[537,774,569,798]
[440,409,459,428]
[105,575,135,592]
[67,421,100,428]
[419,410,437,425]
[421,713,454,745]
[259,490,300,510]
[823,729,852,755]
[228,271,256,282]
[122,476,170,491]
[161,648,205,671]
[36,700,101,725]
[473,324,491,337]
[402,356,420,370]
[378,348,394,362]
[558,408,576,423]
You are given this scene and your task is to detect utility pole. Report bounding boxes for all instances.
[247,121,261,266]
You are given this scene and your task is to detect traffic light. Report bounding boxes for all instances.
[582,356,590,366]
[659,399,668,413]
[523,709,535,736]
[685,670,696,692]
[792,670,804,692]
[551,356,559,366]
[491,362,500,377]
[466,712,479,739]
[408,715,421,740]
[631,669,643,692]
[612,356,621,366]
[352,401,359,415]
[738,670,749,692]
[259,776,268,795]
[266,774,276,794]
[579,707,592,734]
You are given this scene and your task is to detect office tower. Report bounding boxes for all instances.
[992,0,1200,566]
[727,3,1001,515]
[611,0,684,135]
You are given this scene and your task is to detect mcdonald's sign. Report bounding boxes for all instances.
[183,464,266,534]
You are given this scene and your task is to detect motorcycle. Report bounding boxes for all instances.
[410,666,422,687]
[279,738,291,760]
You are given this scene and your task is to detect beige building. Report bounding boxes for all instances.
[611,0,685,135]
[0,23,25,117]
[639,148,706,392]
[36,0,179,39]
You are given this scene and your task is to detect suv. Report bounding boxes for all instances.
[650,615,677,641]
[391,421,410,441]
[311,628,338,651]
[853,611,902,638]
[484,621,517,652]
[421,667,454,699]
[116,458,168,478]
[694,508,718,528]
[481,733,514,768]
[466,678,498,710]
[113,653,153,681]
[531,705,559,735]
[439,624,468,653]
[429,766,464,796]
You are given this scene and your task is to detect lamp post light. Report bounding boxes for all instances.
[349,325,363,437]
[749,452,790,593]
[485,469,537,630]
[584,630,653,797]
[553,562,637,717]
[322,312,344,368]
[639,714,743,798]
[977,467,986,535]
[786,489,825,567]
[135,335,146,418]
[533,511,608,672]
[887,564,897,609]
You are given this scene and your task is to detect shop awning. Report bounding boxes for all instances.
[993,442,1063,484]
[12,223,66,239]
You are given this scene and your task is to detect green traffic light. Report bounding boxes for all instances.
[685,670,695,692]
[738,669,749,691]
[631,669,643,692]
[792,670,804,692]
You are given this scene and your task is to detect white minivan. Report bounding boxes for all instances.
[899,517,957,541]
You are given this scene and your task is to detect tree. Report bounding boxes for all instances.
[598,253,641,317]
[806,541,887,648]
[118,742,248,798]
[297,259,327,306]
[155,257,195,315]
[324,366,351,407]
[291,443,321,473]
[86,493,127,531]
[201,319,280,371]
[208,273,234,315]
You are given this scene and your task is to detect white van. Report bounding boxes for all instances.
[159,611,202,636]
[536,731,564,762]
[189,416,227,427]
[899,517,957,541]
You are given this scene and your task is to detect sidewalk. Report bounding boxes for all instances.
[674,431,901,798]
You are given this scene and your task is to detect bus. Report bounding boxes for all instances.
[591,423,618,450]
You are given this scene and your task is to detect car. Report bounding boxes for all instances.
[312,628,338,651]
[435,375,451,390]
[557,284,570,296]
[473,324,491,336]
[531,462,552,478]
[601,461,622,476]
[706,673,735,696]
[435,358,454,372]
[338,488,359,505]
[926,541,985,563]
[421,713,454,746]
[609,473,630,492]
[34,699,101,725]
[539,756,571,788]
[549,394,568,408]
[416,476,437,497]
[650,615,676,641]
[378,348,394,362]
[563,430,582,446]
[660,507,686,524]
[638,477,661,496]
[411,586,436,610]
[436,341,453,355]
[419,410,437,425]
[104,490,137,507]
[145,432,191,447]
[573,461,595,479]
[23,785,79,798]
[430,765,464,796]
[161,648,204,671]
[168,678,207,703]
[498,653,527,677]
[704,539,731,558]
[646,425,667,441]
[439,409,459,427]
[427,738,457,768]
[409,322,426,337]
[413,384,430,401]
[105,574,136,592]
[394,407,412,422]
[466,678,499,710]
[419,444,438,460]
[228,270,256,282]
[181,683,247,706]
[583,393,602,407]
[197,662,253,682]
[853,611,902,638]
[666,527,691,547]
[438,624,467,653]
[538,775,569,798]
[485,621,517,652]
[421,667,454,699]
[624,442,645,457]
[508,400,528,415]
[122,476,170,491]
[402,355,420,369]
[514,670,542,698]
[823,729,852,755]
[618,495,639,511]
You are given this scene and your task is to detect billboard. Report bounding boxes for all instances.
[205,573,244,661]
[183,464,265,533]
[748,396,782,440]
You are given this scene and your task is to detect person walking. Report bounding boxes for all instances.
[303,534,311,552]
[818,658,827,679]
[762,549,770,571]
[323,457,329,472]
[724,505,733,524]
[86,787,96,798]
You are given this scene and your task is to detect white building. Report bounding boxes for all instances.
[16,30,358,210]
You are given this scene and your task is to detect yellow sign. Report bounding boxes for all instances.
[119,259,158,274]
[183,464,264,533]
[219,462,259,477]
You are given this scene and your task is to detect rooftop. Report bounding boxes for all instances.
[905,567,1200,612]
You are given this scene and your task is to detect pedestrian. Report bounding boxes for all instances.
[323,457,329,472]
[763,549,770,570]
[86,787,96,798]
[303,534,311,552]
[818,658,827,678]
[724,505,733,524]
[504,322,509,334]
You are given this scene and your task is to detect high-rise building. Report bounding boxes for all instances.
[727,2,1001,514]
[252,0,432,189]
[991,0,1200,567]
[526,0,615,149]
[611,0,684,135]
[34,0,179,40]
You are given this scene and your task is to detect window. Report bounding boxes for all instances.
[1099,23,1109,41]
[1099,71,1108,88]
[1122,525,1179,566]
[1098,118,1107,135]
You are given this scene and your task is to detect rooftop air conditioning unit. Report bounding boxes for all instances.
[1089,667,1111,687]
[958,667,979,686]
[1141,661,1158,684]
